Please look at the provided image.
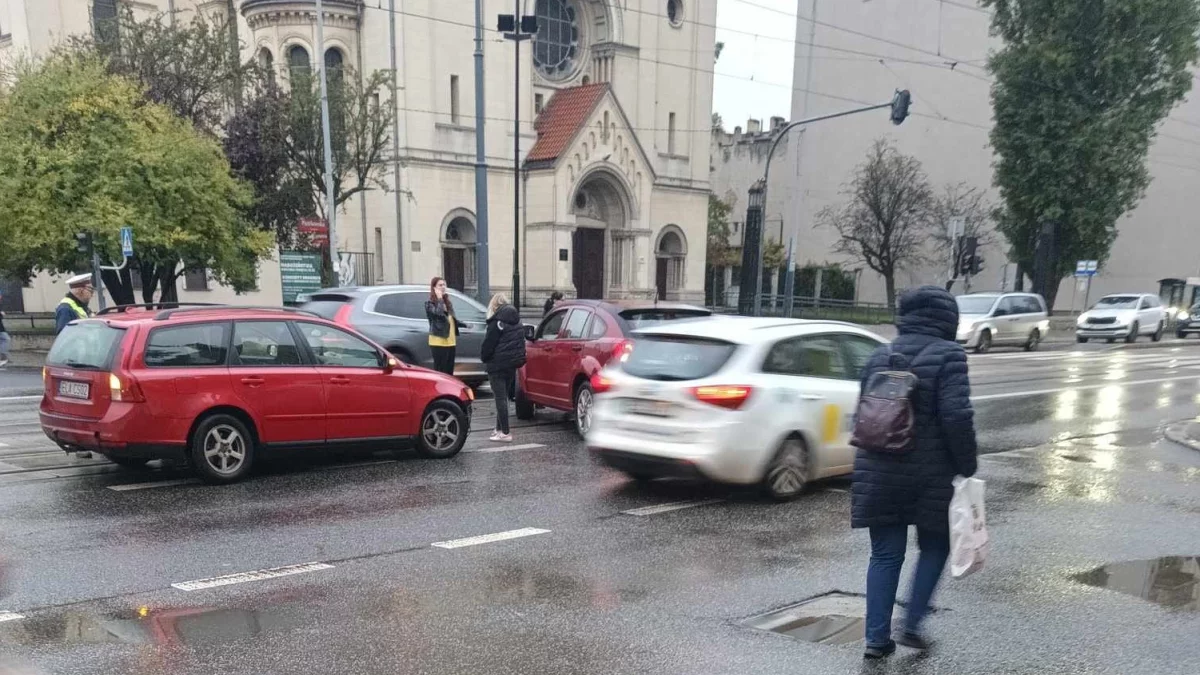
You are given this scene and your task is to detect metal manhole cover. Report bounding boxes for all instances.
[741,592,866,645]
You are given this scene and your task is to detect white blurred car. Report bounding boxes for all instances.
[1076,294,1167,343]
[585,317,886,500]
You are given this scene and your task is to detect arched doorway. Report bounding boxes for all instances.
[571,171,630,299]
[655,226,687,300]
[441,212,477,292]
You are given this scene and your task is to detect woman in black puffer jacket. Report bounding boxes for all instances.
[481,294,526,442]
[853,285,978,659]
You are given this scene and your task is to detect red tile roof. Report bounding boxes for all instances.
[525,83,610,165]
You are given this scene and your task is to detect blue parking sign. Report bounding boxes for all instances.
[120,227,134,258]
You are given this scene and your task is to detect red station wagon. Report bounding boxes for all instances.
[516,301,710,436]
[39,305,474,483]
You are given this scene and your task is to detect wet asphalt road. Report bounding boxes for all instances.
[1,341,1199,674]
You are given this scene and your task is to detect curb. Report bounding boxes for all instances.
[1163,421,1200,452]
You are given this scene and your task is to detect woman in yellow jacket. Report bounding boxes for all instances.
[424,277,459,376]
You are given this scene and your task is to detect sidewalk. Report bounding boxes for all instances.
[1165,419,1200,452]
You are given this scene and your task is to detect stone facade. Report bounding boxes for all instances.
[1,0,715,309]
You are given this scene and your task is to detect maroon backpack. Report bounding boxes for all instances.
[850,345,931,454]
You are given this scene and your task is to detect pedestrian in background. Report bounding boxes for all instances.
[481,293,526,443]
[54,273,94,336]
[543,291,563,316]
[852,286,978,659]
[0,290,9,368]
[425,277,458,376]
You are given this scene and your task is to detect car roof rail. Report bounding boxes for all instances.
[98,302,222,315]
[154,305,321,321]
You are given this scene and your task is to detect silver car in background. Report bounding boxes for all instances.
[298,285,491,386]
[955,292,1050,353]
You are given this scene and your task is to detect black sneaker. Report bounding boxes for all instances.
[863,641,896,660]
[896,631,930,651]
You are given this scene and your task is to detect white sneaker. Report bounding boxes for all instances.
[494,433,513,443]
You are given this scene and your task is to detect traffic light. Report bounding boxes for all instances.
[970,255,983,275]
[957,235,978,275]
[890,89,912,125]
[75,232,92,255]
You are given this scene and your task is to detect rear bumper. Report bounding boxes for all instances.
[590,448,707,480]
[586,416,766,485]
[39,406,188,462]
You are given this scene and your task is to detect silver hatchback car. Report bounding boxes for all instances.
[298,285,491,386]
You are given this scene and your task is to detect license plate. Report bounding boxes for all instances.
[625,399,673,418]
[57,380,90,400]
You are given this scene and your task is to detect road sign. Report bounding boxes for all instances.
[948,216,965,238]
[1074,260,1098,277]
[279,251,324,303]
[120,227,134,258]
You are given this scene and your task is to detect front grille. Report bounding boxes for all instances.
[1087,317,1117,325]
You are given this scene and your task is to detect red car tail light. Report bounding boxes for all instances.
[109,372,146,403]
[333,304,354,326]
[612,340,633,363]
[690,385,753,410]
[590,372,615,394]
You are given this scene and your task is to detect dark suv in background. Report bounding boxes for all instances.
[299,286,491,387]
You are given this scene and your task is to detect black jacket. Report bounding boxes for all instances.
[850,286,978,533]
[481,304,526,373]
[424,299,458,339]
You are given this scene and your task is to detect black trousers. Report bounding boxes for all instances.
[488,369,514,434]
[431,346,456,376]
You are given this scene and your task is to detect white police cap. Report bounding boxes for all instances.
[66,273,94,288]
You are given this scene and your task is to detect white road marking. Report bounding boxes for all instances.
[0,442,8,449]
[971,374,1200,402]
[108,479,198,492]
[620,500,723,516]
[464,443,546,454]
[171,562,334,592]
[431,527,551,549]
[0,395,41,402]
[0,612,25,623]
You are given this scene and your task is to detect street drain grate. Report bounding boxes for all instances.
[741,592,866,645]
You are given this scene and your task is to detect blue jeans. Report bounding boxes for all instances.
[865,525,950,647]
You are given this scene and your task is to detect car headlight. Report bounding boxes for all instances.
[1076,315,1089,327]
[1178,310,1190,321]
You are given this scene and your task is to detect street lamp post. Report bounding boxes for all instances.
[473,0,490,301]
[498,7,538,308]
[314,0,340,283]
[757,91,912,316]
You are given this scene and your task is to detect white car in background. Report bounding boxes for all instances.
[585,317,887,500]
[1076,294,1168,343]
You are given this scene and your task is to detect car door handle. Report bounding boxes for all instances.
[800,394,824,400]
[571,345,583,352]
[329,376,351,385]
[240,376,264,387]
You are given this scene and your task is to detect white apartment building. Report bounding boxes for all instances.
[0,0,715,311]
[713,0,1200,310]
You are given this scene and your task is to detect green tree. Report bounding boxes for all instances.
[706,194,739,268]
[0,55,272,304]
[982,0,1200,307]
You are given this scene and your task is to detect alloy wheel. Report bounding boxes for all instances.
[422,408,461,453]
[766,438,809,500]
[575,386,594,436]
[204,424,247,476]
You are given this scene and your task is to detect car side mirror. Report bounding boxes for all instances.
[992,308,1007,318]
[383,356,399,373]
[523,324,536,342]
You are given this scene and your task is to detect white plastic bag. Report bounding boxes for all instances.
[948,476,988,579]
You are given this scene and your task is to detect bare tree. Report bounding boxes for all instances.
[930,182,999,290]
[819,139,935,308]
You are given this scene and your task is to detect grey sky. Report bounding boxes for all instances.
[713,0,798,130]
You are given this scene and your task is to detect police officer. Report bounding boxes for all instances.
[54,274,95,335]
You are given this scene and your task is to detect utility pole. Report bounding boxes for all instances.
[315,0,340,283]
[473,0,491,300]
[757,91,912,316]
[388,0,405,283]
[499,8,537,307]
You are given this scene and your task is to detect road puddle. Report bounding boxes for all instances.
[0,603,303,648]
[741,593,866,645]
[1073,556,1199,610]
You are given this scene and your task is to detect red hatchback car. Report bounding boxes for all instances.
[40,305,474,483]
[516,301,710,436]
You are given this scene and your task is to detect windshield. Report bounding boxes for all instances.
[621,336,736,381]
[619,308,711,330]
[46,322,125,370]
[1093,296,1139,310]
[955,296,997,315]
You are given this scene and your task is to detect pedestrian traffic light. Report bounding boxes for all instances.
[890,89,912,125]
[75,232,92,255]
[970,255,983,276]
